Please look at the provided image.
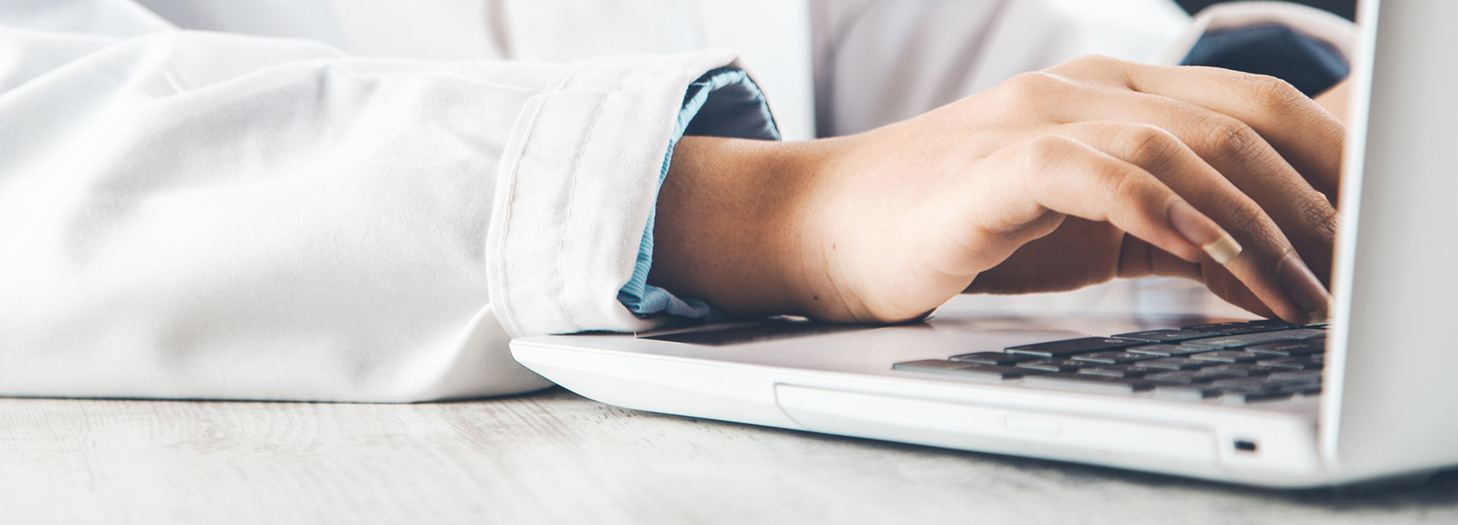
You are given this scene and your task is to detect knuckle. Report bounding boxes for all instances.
[1003,71,1045,93]
[1198,115,1263,164]
[1050,54,1132,85]
[1021,134,1074,174]
[1243,73,1306,111]
[1226,201,1270,240]
[1092,158,1141,210]
[1001,72,1073,107]
[1069,54,1121,70]
[1118,124,1179,169]
[1303,200,1340,241]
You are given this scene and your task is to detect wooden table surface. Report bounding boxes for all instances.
[3,387,1454,524]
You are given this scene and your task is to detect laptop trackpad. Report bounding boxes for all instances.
[775,384,1217,468]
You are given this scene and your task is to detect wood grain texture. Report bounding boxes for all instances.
[0,388,1454,524]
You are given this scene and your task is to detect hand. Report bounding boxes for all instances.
[650,55,1343,325]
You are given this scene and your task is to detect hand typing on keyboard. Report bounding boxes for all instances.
[649,56,1341,326]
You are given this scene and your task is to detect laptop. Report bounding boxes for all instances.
[510,0,1458,488]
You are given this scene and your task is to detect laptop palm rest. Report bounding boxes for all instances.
[775,384,1217,471]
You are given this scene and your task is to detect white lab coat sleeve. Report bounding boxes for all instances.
[0,13,753,401]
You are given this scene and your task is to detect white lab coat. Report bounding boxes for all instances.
[0,0,1349,401]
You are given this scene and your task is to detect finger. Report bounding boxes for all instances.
[977,134,1254,282]
[1125,64,1346,201]
[1197,256,1282,320]
[1056,123,1330,324]
[1118,236,1280,320]
[1056,95,1339,283]
[1116,236,1200,281]
[1050,56,1346,201]
[966,218,1125,295]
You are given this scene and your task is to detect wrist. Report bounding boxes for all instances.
[647,136,824,318]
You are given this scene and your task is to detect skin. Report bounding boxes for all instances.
[648,56,1349,325]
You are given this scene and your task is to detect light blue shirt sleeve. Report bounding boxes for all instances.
[617,67,780,319]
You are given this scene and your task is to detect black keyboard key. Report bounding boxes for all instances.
[949,352,1038,366]
[1178,322,1242,333]
[1021,373,1153,394]
[1139,357,1214,371]
[1180,322,1285,335]
[1015,358,1083,373]
[1153,367,1276,383]
[1154,384,1221,400]
[1262,357,1324,370]
[892,360,1037,380]
[1268,370,1324,383]
[1111,330,1212,343]
[1190,368,1254,382]
[1248,319,1300,328]
[1179,328,1327,349]
[1246,340,1325,357]
[1006,337,1140,358]
[1126,344,1212,357]
[1220,389,1294,404]
[1279,383,1324,396]
[1072,351,1158,364]
[1199,363,1277,377]
[1144,371,1215,384]
[1189,350,1266,363]
[1210,377,1288,391]
[1078,365,1149,378]
[1203,377,1299,402]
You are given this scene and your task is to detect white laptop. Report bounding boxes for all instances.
[511,0,1458,489]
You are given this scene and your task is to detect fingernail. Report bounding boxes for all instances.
[1278,252,1331,324]
[1168,200,1242,264]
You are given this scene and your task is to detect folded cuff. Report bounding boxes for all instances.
[486,51,776,337]
[616,66,779,320]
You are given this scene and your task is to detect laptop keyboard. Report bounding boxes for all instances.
[892,320,1326,404]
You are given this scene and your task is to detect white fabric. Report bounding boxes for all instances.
[0,0,748,401]
[810,0,1190,136]
[498,0,816,141]
[0,0,1297,402]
